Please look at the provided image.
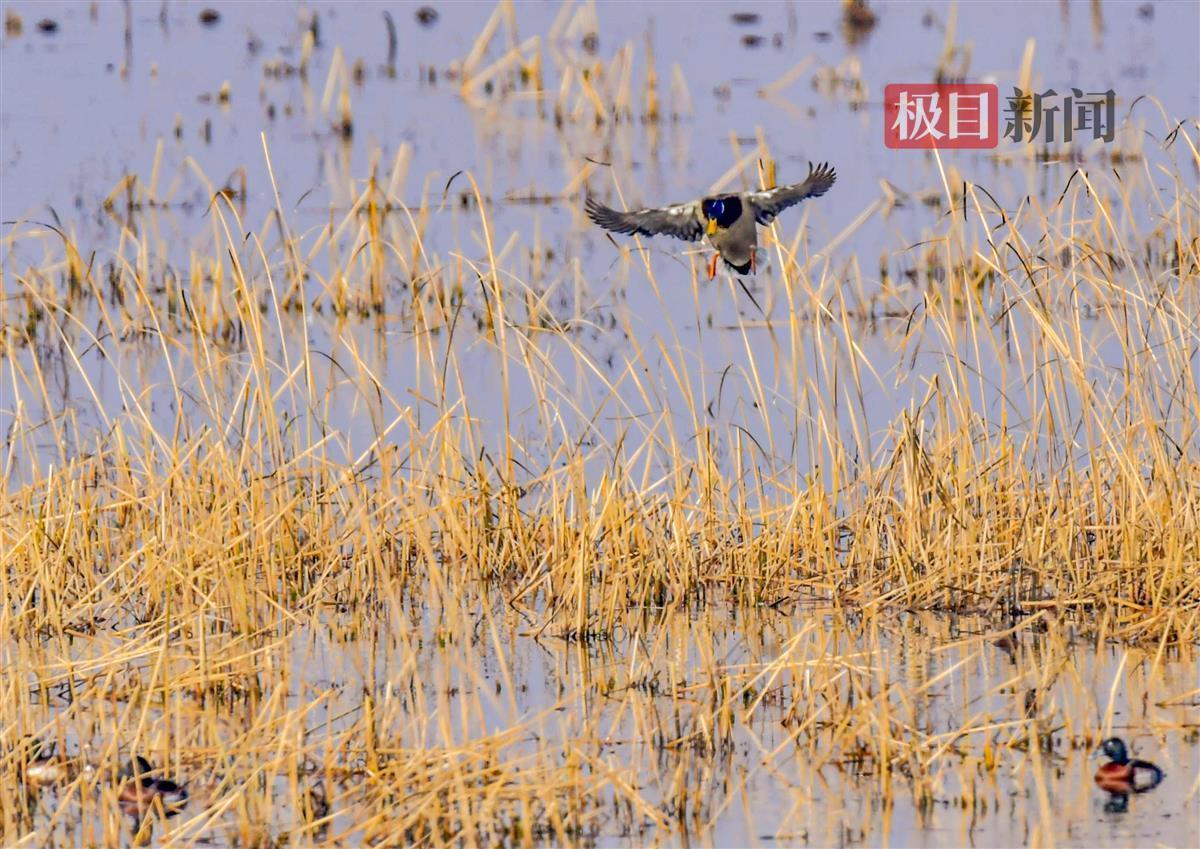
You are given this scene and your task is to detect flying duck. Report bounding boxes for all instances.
[585,161,836,277]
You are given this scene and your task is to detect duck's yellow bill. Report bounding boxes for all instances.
[706,218,718,236]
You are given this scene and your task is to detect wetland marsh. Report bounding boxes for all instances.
[1,1,1198,846]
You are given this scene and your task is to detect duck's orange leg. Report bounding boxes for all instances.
[707,253,719,279]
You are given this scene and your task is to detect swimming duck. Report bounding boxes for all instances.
[118,755,189,818]
[585,161,836,277]
[1094,737,1164,796]
[23,739,75,787]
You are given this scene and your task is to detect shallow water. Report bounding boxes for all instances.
[296,604,1200,848]
[3,2,1199,846]
[15,600,1200,846]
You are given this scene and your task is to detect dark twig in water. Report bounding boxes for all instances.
[382,11,398,74]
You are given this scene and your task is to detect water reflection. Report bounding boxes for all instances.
[9,601,1198,846]
[3,2,1199,846]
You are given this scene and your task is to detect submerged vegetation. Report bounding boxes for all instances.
[2,1,1198,846]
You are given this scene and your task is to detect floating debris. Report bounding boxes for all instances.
[36,18,58,34]
[741,33,764,48]
[1137,3,1154,20]
[198,9,220,27]
[730,12,760,25]
[262,57,297,78]
[302,781,330,825]
[415,6,439,27]
[4,10,22,37]
[337,89,353,139]
[841,0,877,47]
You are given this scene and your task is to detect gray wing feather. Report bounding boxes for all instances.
[585,196,705,242]
[747,162,837,225]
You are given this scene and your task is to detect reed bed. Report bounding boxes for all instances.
[2,3,1199,845]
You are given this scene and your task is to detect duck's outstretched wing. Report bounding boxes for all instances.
[585,196,705,241]
[746,162,837,225]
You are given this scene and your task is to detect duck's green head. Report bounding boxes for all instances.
[702,195,742,235]
[1100,737,1128,763]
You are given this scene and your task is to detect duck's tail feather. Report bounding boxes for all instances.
[1131,760,1165,792]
